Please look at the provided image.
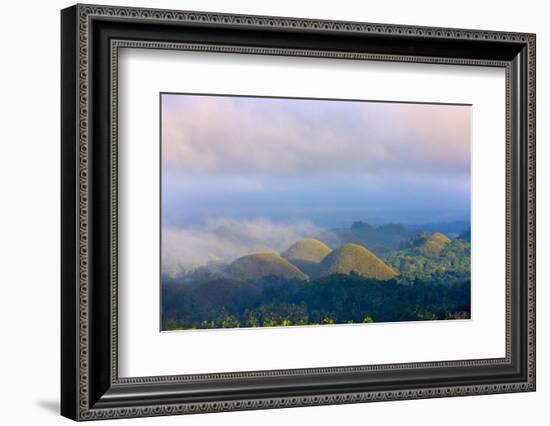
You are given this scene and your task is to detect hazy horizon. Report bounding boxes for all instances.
[161,93,471,273]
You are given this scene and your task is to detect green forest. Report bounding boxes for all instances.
[162,223,471,330]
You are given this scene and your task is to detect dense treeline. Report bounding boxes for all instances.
[162,226,471,330]
[162,272,470,330]
[384,238,470,281]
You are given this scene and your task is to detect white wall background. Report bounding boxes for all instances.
[0,0,546,424]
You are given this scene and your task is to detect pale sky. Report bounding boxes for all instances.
[161,93,471,228]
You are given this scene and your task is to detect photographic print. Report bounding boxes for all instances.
[160,93,472,331]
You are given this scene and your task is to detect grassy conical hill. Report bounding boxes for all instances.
[281,238,332,263]
[227,252,308,281]
[318,243,396,280]
[419,232,451,255]
[281,238,332,277]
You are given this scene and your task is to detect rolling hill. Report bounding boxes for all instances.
[406,220,470,236]
[418,232,451,255]
[281,238,332,277]
[319,222,413,255]
[318,243,397,280]
[226,252,309,281]
[458,227,471,242]
[282,238,332,263]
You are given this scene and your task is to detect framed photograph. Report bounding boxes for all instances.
[61,4,536,421]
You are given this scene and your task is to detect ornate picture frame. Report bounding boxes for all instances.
[61,4,535,421]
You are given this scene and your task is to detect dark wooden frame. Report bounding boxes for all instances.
[61,4,536,421]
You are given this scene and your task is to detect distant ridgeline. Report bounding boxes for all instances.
[162,222,471,330]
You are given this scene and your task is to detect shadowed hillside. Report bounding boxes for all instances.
[318,243,397,280]
[458,227,471,242]
[162,273,471,330]
[320,222,414,255]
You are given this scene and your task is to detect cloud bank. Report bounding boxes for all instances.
[160,93,471,237]
[162,218,322,276]
[162,95,470,177]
